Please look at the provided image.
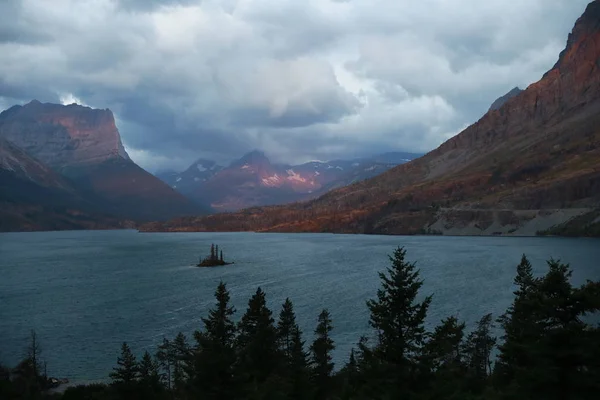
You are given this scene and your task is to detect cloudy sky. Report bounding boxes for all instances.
[0,0,591,171]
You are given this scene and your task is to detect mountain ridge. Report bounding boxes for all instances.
[157,150,422,211]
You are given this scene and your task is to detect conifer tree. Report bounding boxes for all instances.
[288,325,311,400]
[110,342,139,397]
[423,316,467,397]
[235,287,281,397]
[277,299,311,399]
[362,246,433,397]
[193,282,237,399]
[215,245,219,261]
[463,314,496,393]
[172,333,191,396]
[139,351,163,398]
[505,259,600,400]
[310,309,335,400]
[339,349,360,399]
[156,338,173,392]
[220,250,224,263]
[495,254,539,388]
[277,298,297,360]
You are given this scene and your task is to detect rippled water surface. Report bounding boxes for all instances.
[1,230,599,382]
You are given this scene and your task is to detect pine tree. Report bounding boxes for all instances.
[235,287,281,397]
[310,309,335,400]
[172,333,191,396]
[496,254,539,388]
[361,246,433,397]
[193,282,237,399]
[277,298,297,360]
[524,260,600,400]
[425,316,465,372]
[339,349,360,399]
[110,342,139,397]
[277,299,311,399]
[289,325,311,399]
[215,245,219,262]
[139,351,163,398]
[463,314,496,393]
[156,338,173,392]
[220,250,224,263]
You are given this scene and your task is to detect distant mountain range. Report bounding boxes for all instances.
[0,101,204,231]
[142,0,600,237]
[155,151,422,211]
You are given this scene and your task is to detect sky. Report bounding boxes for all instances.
[0,0,591,172]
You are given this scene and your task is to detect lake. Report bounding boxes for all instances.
[1,230,599,383]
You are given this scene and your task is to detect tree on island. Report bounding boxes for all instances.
[198,244,232,267]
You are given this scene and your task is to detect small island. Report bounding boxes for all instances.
[197,244,234,267]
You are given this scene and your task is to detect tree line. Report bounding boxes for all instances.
[2,247,599,399]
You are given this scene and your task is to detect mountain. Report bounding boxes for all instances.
[488,87,523,111]
[141,1,600,236]
[0,138,125,231]
[157,150,422,211]
[0,101,204,224]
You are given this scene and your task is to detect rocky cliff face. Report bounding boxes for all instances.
[141,1,600,236]
[0,101,129,171]
[0,101,205,224]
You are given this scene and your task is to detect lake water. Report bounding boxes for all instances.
[1,230,599,383]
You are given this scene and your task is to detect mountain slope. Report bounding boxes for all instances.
[0,101,204,221]
[0,139,125,231]
[141,0,600,236]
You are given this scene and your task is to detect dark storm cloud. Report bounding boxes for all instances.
[0,0,592,171]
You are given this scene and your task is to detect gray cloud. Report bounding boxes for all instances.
[0,0,591,172]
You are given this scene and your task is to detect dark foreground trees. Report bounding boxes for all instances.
[3,247,599,400]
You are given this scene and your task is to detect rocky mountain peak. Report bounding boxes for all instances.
[552,0,600,71]
[0,101,130,171]
[232,150,271,168]
[488,87,523,111]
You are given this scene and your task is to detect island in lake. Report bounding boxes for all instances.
[197,244,234,267]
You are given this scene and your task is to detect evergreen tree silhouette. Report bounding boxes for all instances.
[220,250,224,263]
[138,351,164,399]
[215,245,219,262]
[423,316,467,398]
[210,244,215,261]
[156,338,173,392]
[310,309,334,400]
[235,287,282,397]
[110,342,139,398]
[463,314,496,393]
[360,246,433,398]
[277,298,311,399]
[193,282,237,399]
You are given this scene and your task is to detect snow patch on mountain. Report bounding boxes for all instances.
[286,169,307,183]
[262,174,281,186]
